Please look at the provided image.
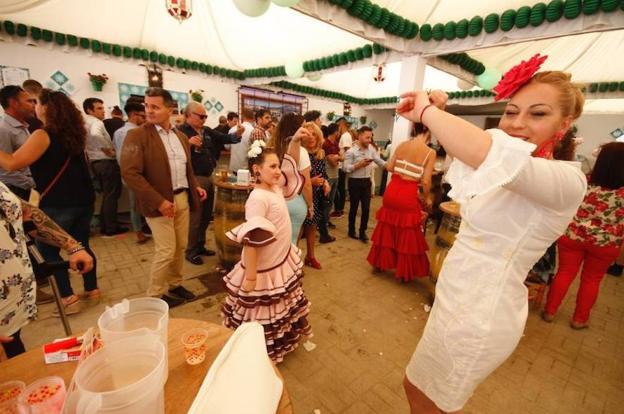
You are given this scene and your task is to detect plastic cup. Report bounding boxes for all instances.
[0,380,26,414]
[181,328,210,365]
[18,377,66,414]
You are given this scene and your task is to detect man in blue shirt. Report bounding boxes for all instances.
[343,126,386,242]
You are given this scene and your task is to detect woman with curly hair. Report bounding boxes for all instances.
[0,89,98,316]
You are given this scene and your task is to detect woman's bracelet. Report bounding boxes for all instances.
[419,104,434,124]
[67,244,85,255]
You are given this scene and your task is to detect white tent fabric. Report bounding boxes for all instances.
[1,0,623,110]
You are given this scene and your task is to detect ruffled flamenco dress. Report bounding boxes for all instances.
[367,174,430,282]
[221,154,311,362]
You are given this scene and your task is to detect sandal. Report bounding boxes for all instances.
[52,294,81,317]
[82,288,101,304]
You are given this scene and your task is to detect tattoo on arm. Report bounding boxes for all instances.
[21,201,81,251]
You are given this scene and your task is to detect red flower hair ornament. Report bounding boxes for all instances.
[493,54,548,101]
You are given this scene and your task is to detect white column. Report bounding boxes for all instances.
[390,55,426,149]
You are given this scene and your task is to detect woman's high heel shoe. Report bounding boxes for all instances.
[304,257,322,269]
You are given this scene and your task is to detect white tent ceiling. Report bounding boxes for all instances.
[1,0,623,109]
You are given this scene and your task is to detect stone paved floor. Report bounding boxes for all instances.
[22,197,624,414]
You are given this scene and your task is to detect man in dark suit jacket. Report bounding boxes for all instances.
[121,87,206,308]
[177,102,242,265]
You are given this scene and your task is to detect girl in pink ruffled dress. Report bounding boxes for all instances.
[221,130,312,362]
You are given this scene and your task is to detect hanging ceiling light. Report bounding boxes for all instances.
[166,0,193,23]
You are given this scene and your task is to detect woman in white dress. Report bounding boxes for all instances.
[399,56,587,413]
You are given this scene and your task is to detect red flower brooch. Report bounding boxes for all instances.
[493,54,548,101]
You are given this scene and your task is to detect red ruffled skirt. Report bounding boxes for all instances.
[367,174,430,281]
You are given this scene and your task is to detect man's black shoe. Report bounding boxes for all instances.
[169,285,197,301]
[319,235,336,244]
[328,222,336,229]
[608,263,623,276]
[359,233,369,243]
[198,248,216,256]
[348,232,358,240]
[161,294,185,308]
[186,255,204,265]
[101,227,129,237]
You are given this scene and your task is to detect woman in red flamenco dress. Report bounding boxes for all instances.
[367,123,434,282]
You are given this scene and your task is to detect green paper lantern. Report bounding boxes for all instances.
[530,3,546,26]
[460,91,467,98]
[55,33,66,46]
[141,49,149,60]
[608,82,618,92]
[176,57,184,68]
[363,44,373,58]
[347,50,356,62]
[91,40,102,53]
[132,48,141,59]
[420,23,432,41]
[183,59,191,70]
[484,13,499,33]
[515,6,531,28]
[500,9,516,31]
[149,51,158,62]
[456,19,469,38]
[16,23,27,37]
[468,16,483,36]
[546,0,564,22]
[191,61,199,70]
[373,43,384,54]
[601,0,618,12]
[564,0,582,19]
[443,21,456,40]
[379,8,391,29]
[467,91,474,98]
[338,53,348,65]
[205,64,213,74]
[369,4,382,26]
[80,38,90,49]
[199,63,206,73]
[41,29,52,42]
[407,22,419,38]
[355,48,364,60]
[303,62,310,72]
[102,43,111,54]
[619,81,624,91]
[598,82,608,92]
[3,21,15,35]
[123,46,132,58]
[67,35,78,47]
[167,56,175,66]
[30,27,42,40]
[159,53,167,64]
[582,0,600,15]
[112,44,122,56]
[431,23,444,40]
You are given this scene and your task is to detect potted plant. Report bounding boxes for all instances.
[189,89,204,103]
[327,111,335,121]
[359,116,367,125]
[88,73,108,91]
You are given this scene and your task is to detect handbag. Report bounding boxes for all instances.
[30,157,71,207]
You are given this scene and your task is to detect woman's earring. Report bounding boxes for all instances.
[554,130,565,141]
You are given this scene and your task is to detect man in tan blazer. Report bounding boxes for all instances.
[121,87,206,308]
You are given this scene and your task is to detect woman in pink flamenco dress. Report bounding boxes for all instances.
[221,130,313,363]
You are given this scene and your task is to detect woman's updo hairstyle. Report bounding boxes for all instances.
[530,71,585,121]
[247,142,277,176]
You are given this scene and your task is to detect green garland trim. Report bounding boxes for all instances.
[270,80,399,105]
[439,53,486,76]
[322,0,622,44]
[325,0,419,40]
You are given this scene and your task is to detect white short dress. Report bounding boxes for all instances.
[405,129,587,412]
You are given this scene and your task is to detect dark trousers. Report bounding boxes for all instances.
[91,160,122,233]
[186,175,213,258]
[37,205,98,297]
[335,169,347,212]
[348,177,372,235]
[323,178,338,229]
[2,330,25,358]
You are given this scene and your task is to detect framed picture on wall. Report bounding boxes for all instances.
[239,86,307,119]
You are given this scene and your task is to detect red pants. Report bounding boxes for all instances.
[545,235,620,323]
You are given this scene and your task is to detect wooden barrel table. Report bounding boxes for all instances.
[429,201,461,283]
[213,177,253,270]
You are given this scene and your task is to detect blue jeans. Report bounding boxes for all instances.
[127,188,142,232]
[287,194,307,245]
[37,205,98,298]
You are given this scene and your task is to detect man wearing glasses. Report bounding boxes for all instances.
[178,102,243,265]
